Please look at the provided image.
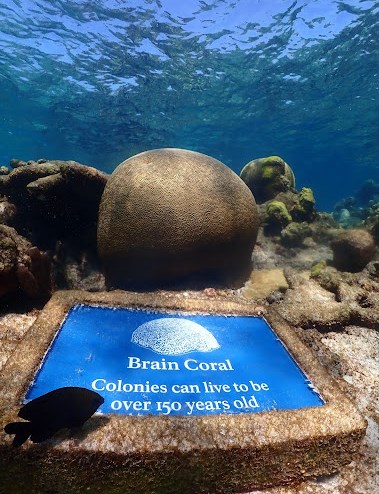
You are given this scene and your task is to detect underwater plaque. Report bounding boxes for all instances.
[26,305,323,416]
[0,291,367,494]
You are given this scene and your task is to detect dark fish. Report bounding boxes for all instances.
[4,387,104,447]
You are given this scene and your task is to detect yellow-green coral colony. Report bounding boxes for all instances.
[265,201,292,229]
[299,187,315,208]
[240,156,296,203]
[310,260,328,278]
[291,188,317,222]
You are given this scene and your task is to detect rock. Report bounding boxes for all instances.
[311,263,350,294]
[267,187,317,225]
[240,155,295,203]
[251,225,333,272]
[307,263,379,329]
[334,207,364,229]
[272,190,299,214]
[241,269,288,300]
[0,227,18,297]
[0,311,39,372]
[264,201,292,234]
[52,242,106,292]
[368,260,379,277]
[0,225,51,300]
[26,173,65,200]
[367,216,379,244]
[334,196,356,212]
[0,159,109,298]
[310,260,328,280]
[0,197,17,225]
[356,179,379,206]
[291,187,316,222]
[332,195,366,228]
[281,221,311,247]
[0,162,62,198]
[309,212,340,243]
[276,270,353,329]
[330,229,376,272]
[0,159,108,250]
[294,324,379,494]
[364,203,379,244]
[0,166,9,175]
[98,148,259,289]
[337,208,352,226]
[9,159,27,169]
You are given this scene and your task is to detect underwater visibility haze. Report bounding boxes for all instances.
[0,0,378,210]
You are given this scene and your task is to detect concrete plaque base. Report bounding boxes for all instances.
[0,290,366,494]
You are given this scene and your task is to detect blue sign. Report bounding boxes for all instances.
[26,305,324,416]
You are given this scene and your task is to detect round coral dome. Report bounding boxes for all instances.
[97,148,259,289]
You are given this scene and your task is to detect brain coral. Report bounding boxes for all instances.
[97,148,259,288]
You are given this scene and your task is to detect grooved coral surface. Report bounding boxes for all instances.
[98,148,259,289]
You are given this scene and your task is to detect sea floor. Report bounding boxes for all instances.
[1,274,377,494]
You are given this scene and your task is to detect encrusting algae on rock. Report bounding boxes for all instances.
[291,187,316,222]
[240,155,295,203]
[265,201,292,233]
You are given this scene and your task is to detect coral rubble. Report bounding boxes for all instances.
[0,159,108,302]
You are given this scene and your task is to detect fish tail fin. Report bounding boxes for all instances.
[4,421,32,447]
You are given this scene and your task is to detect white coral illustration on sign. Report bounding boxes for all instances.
[131,318,220,355]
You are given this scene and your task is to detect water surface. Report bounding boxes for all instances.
[0,0,378,209]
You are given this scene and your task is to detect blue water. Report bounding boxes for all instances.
[0,0,378,210]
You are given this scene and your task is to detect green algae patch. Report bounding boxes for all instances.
[291,187,316,222]
[310,260,328,279]
[299,187,315,207]
[264,201,292,235]
[261,164,277,180]
[266,201,292,226]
